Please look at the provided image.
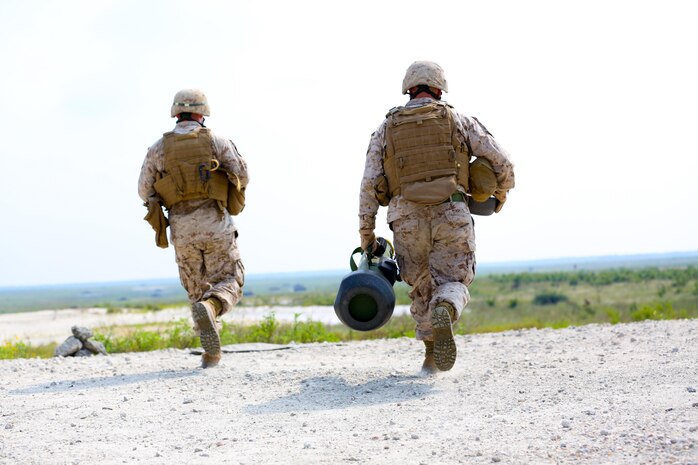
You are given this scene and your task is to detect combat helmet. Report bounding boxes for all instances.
[171,88,211,117]
[402,61,448,95]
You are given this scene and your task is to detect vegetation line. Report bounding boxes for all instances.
[2,266,697,359]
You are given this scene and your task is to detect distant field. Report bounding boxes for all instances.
[1,251,697,314]
[1,252,697,359]
[0,273,344,314]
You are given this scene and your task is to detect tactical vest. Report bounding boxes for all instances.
[153,128,229,209]
[383,102,470,205]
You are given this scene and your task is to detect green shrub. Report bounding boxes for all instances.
[0,340,54,359]
[94,318,197,353]
[248,312,280,342]
[533,291,569,305]
[631,302,684,321]
[604,307,621,324]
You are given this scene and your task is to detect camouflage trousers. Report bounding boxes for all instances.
[173,235,245,331]
[391,200,476,341]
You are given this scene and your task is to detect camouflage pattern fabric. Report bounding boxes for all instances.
[138,121,248,323]
[174,235,245,332]
[359,97,514,340]
[392,201,475,341]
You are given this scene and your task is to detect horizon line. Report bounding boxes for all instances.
[2,249,697,290]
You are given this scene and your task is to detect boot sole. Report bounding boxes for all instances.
[192,302,221,356]
[432,306,456,371]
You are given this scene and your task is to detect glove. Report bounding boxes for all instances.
[494,190,507,213]
[360,229,376,252]
[373,237,387,257]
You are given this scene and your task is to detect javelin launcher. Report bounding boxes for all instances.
[334,237,399,331]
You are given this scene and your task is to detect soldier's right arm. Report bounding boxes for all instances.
[358,121,388,249]
[138,140,165,202]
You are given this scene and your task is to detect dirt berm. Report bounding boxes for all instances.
[1,319,697,464]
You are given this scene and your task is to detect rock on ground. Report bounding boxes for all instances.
[0,319,697,465]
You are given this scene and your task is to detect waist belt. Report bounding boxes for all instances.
[442,192,466,203]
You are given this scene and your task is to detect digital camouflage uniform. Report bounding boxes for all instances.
[138,120,248,333]
[359,97,514,342]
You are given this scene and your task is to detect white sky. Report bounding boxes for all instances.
[1,0,697,287]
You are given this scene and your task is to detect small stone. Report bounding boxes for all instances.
[83,339,107,355]
[411,434,419,440]
[562,420,571,429]
[601,430,610,436]
[687,387,697,393]
[71,326,93,342]
[54,336,82,357]
[183,399,194,404]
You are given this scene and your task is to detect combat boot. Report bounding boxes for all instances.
[421,340,437,374]
[192,298,222,368]
[432,302,457,371]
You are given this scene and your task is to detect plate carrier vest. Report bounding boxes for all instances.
[153,128,229,209]
[383,102,470,204]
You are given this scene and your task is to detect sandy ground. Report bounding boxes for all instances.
[0,306,412,346]
[0,319,697,465]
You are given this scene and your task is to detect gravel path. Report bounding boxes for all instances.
[1,319,697,465]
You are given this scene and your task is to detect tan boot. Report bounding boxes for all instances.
[432,302,456,371]
[201,352,221,368]
[192,298,222,368]
[421,340,437,374]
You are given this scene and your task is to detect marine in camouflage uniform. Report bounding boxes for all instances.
[358,62,514,373]
[138,89,248,368]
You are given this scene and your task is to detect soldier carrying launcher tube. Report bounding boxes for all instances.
[358,62,515,373]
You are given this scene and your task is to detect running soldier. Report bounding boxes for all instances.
[139,89,248,368]
[358,62,515,373]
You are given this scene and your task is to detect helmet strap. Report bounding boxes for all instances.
[410,85,441,100]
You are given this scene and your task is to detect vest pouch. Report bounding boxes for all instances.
[374,176,390,207]
[227,184,245,215]
[469,157,497,202]
[401,175,457,205]
[153,175,178,209]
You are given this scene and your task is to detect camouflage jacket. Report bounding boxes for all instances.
[358,97,515,231]
[138,121,249,245]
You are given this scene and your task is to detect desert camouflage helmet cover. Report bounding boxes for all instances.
[171,88,211,117]
[401,61,448,94]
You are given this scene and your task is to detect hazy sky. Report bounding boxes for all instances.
[1,0,697,287]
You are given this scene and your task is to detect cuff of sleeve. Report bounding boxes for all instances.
[359,215,376,232]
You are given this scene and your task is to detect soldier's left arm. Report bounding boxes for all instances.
[212,134,249,189]
[455,113,515,195]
